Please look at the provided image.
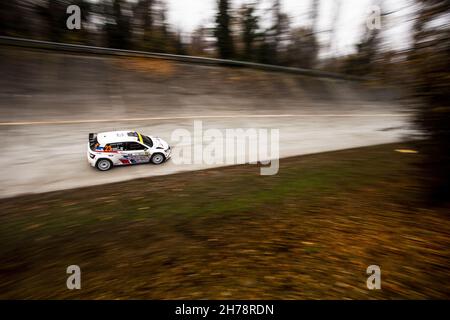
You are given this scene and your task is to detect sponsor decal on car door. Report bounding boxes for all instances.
[121,142,150,164]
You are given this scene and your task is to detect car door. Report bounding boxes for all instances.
[107,142,126,165]
[122,142,150,164]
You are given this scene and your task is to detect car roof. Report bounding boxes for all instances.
[97,131,140,144]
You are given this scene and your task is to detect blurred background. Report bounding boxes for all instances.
[1,0,448,202]
[0,0,447,75]
[0,0,449,299]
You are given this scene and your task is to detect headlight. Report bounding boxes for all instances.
[89,153,96,159]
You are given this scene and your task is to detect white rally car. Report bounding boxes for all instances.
[87,130,171,171]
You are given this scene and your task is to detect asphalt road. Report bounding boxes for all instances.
[0,46,414,198]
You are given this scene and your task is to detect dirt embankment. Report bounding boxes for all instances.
[0,46,401,122]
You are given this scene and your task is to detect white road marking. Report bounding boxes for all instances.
[0,114,411,126]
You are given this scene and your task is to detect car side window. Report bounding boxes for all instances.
[109,143,125,151]
[125,142,146,151]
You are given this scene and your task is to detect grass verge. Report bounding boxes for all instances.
[0,143,449,299]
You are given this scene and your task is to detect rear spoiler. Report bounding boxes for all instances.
[89,133,97,143]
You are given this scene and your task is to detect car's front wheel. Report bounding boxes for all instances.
[150,153,165,165]
[96,159,113,171]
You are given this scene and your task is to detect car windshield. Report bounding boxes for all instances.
[142,135,153,147]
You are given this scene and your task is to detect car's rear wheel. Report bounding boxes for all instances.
[96,159,112,171]
[151,153,165,165]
